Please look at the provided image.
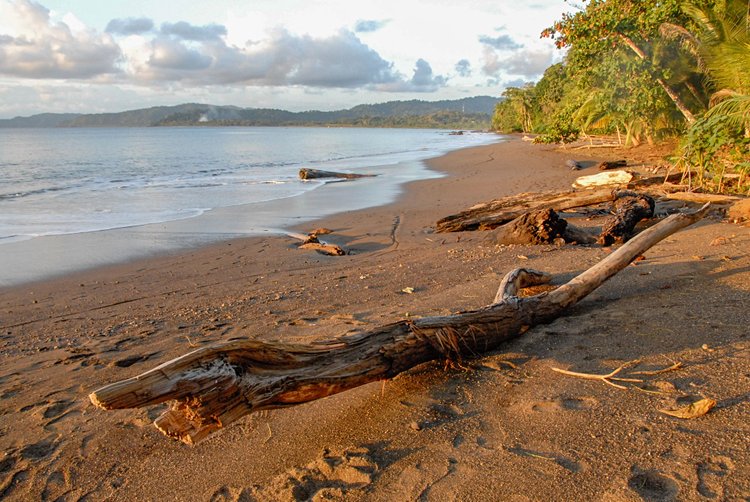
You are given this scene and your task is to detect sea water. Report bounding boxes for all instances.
[0,127,500,285]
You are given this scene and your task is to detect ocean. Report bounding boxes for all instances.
[0,127,500,286]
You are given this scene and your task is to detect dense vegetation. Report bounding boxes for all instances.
[492,0,750,193]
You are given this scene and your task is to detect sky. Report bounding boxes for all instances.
[0,0,575,118]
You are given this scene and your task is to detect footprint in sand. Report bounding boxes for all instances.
[697,455,735,499]
[41,400,73,420]
[627,466,680,501]
[208,447,379,501]
[20,436,59,461]
[527,395,598,413]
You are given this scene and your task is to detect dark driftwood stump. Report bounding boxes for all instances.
[598,192,656,246]
[90,205,709,445]
[488,208,568,246]
[597,160,628,170]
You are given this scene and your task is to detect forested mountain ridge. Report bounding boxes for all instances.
[0,97,497,129]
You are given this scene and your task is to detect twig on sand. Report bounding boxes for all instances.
[551,360,644,389]
[551,359,685,390]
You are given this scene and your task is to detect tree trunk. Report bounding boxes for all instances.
[89,205,709,445]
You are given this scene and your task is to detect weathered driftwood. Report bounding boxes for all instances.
[288,231,347,256]
[435,187,617,233]
[485,208,598,246]
[573,170,633,188]
[664,192,741,204]
[598,192,656,246]
[597,160,628,171]
[299,168,376,180]
[89,205,709,445]
[487,208,568,246]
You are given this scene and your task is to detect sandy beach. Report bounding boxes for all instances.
[1,137,748,501]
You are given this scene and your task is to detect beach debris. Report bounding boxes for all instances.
[486,208,568,246]
[299,168,376,180]
[664,191,740,204]
[288,230,347,256]
[596,159,628,170]
[551,360,644,390]
[573,170,633,188]
[565,159,582,170]
[436,187,617,233]
[659,398,716,419]
[551,359,684,390]
[598,191,655,246]
[89,204,710,445]
[401,287,415,294]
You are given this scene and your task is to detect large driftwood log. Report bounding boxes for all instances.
[435,188,617,233]
[89,205,709,444]
[299,168,376,180]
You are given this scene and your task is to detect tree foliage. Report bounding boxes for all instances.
[491,0,749,192]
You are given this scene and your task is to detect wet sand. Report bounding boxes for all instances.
[0,137,748,500]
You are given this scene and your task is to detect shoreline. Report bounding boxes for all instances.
[1,138,748,500]
[0,131,499,288]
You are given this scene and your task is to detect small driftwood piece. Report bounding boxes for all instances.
[299,168,375,180]
[288,231,346,256]
[435,188,617,233]
[598,191,655,246]
[597,160,627,171]
[89,204,709,444]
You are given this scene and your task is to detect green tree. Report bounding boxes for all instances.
[492,84,536,133]
[542,0,716,124]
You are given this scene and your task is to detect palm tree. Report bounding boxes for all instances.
[661,0,750,135]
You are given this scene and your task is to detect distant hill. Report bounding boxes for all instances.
[0,113,82,128]
[0,97,498,129]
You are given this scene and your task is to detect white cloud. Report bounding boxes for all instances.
[0,0,121,79]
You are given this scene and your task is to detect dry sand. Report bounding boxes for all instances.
[1,137,748,501]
